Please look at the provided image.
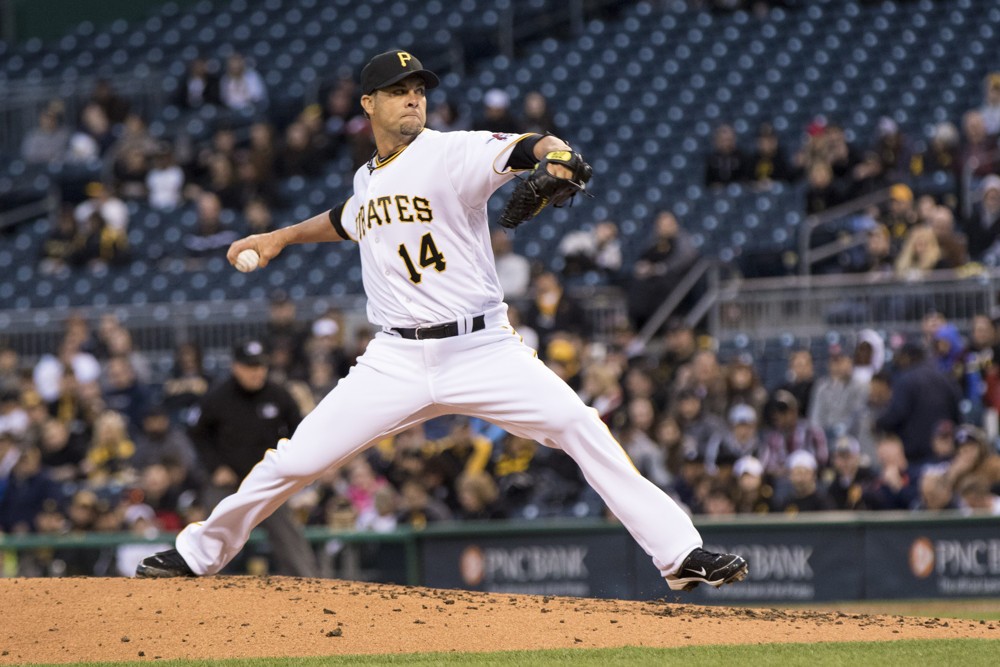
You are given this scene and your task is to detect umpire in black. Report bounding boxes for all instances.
[189,339,319,577]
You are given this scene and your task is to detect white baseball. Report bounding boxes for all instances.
[234,249,260,273]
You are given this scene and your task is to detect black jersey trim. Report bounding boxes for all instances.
[506,133,545,171]
[328,200,353,242]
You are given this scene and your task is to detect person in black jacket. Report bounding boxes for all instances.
[875,342,962,466]
[189,340,318,577]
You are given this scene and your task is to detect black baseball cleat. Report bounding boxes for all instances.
[135,549,197,578]
[666,547,749,591]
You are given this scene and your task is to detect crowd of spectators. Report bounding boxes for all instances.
[1,287,999,576]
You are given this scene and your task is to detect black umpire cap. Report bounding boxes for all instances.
[361,50,440,95]
[232,339,269,366]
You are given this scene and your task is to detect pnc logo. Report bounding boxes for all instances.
[909,537,935,579]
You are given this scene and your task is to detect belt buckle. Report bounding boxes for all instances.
[413,325,430,340]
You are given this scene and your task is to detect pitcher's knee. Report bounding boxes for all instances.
[266,440,326,481]
[546,403,603,438]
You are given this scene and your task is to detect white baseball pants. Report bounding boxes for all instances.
[176,305,702,577]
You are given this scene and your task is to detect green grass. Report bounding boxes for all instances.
[27,640,1000,667]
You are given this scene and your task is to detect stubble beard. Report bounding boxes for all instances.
[400,119,423,136]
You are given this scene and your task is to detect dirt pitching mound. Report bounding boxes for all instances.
[1,577,996,664]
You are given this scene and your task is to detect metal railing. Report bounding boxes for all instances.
[798,188,891,276]
[0,184,60,231]
[707,267,1000,341]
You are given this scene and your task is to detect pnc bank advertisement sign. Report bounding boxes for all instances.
[869,531,1000,597]
[422,532,633,599]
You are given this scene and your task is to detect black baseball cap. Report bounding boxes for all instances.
[232,339,268,366]
[361,50,440,95]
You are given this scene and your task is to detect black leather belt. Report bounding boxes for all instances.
[391,314,486,340]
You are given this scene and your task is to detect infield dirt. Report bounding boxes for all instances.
[1,577,996,664]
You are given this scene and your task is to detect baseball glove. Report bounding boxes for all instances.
[498,150,593,229]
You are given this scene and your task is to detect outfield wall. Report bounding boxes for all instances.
[2,513,998,603]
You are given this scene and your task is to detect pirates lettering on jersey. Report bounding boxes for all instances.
[354,195,434,240]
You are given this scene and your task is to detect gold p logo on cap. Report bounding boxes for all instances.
[397,51,412,67]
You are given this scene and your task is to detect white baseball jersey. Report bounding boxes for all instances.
[334,129,529,328]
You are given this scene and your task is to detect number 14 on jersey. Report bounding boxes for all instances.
[398,232,446,284]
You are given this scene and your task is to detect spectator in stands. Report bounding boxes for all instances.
[804,162,841,215]
[745,122,794,185]
[426,99,469,133]
[945,425,1000,499]
[246,122,277,184]
[175,57,221,109]
[647,319,699,398]
[913,465,959,511]
[37,416,85,482]
[88,79,130,126]
[775,349,815,417]
[68,211,130,268]
[74,182,129,234]
[851,330,885,386]
[856,117,912,191]
[455,471,507,520]
[673,349,728,417]
[161,342,211,427]
[913,122,960,179]
[876,341,962,466]
[82,410,136,486]
[520,91,558,136]
[262,290,309,382]
[66,103,114,162]
[627,211,700,331]
[718,403,764,466]
[111,147,149,201]
[966,314,997,413]
[523,271,588,346]
[732,455,772,514]
[557,220,623,285]
[397,478,452,527]
[894,224,944,278]
[276,121,324,179]
[146,144,185,211]
[202,153,243,210]
[825,435,874,511]
[473,88,520,134]
[773,450,835,513]
[220,53,267,112]
[851,223,895,274]
[965,175,1000,262]
[723,354,768,418]
[978,72,1000,138]
[758,389,828,475]
[672,388,728,470]
[190,127,238,190]
[101,354,150,434]
[491,229,531,300]
[927,205,968,268]
[809,343,868,441]
[617,397,670,489]
[189,339,318,576]
[38,206,81,276]
[0,446,60,533]
[958,110,997,180]
[21,107,70,164]
[183,192,239,260]
[957,474,1000,515]
[705,123,745,187]
[131,405,198,473]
